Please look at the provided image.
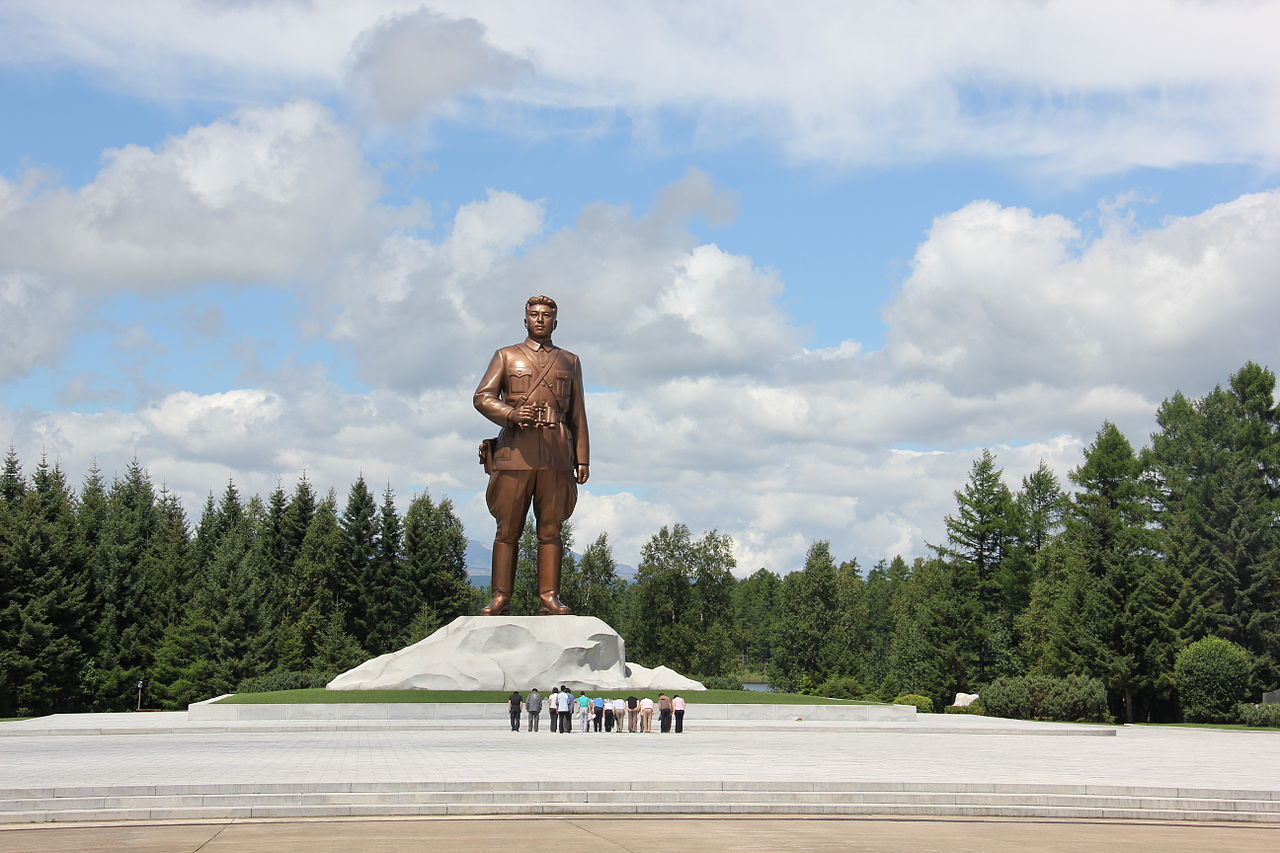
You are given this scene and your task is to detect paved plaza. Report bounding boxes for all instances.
[1,816,1279,853]
[1,711,1278,850]
[1,711,1276,791]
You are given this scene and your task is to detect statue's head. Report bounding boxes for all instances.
[524,295,558,339]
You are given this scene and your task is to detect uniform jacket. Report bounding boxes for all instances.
[474,338,589,472]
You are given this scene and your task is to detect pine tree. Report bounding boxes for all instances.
[89,460,160,710]
[768,541,839,691]
[625,524,697,672]
[1148,363,1280,688]
[340,475,377,646]
[0,457,88,715]
[252,483,292,665]
[571,531,623,624]
[136,486,191,654]
[935,450,1019,684]
[0,447,24,503]
[363,485,406,655]
[400,493,469,641]
[510,517,538,616]
[884,557,967,705]
[283,474,317,570]
[1070,422,1177,721]
[731,568,780,675]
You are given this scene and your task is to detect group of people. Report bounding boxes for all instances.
[507,688,686,733]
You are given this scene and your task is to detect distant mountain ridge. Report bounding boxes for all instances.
[465,539,636,586]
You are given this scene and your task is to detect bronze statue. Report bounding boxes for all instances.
[474,296,589,615]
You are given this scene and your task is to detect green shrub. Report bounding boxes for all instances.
[815,675,866,700]
[1237,702,1280,728]
[982,675,1110,722]
[944,700,985,715]
[1174,637,1252,723]
[235,670,332,694]
[697,675,744,691]
[893,694,935,713]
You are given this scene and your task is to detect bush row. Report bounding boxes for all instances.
[892,694,935,714]
[234,670,333,693]
[1237,703,1280,728]
[981,675,1111,723]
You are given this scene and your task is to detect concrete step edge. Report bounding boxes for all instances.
[2,802,1278,824]
[2,791,1279,811]
[2,783,1276,801]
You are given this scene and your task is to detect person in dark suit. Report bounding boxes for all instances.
[507,691,522,731]
[474,296,590,616]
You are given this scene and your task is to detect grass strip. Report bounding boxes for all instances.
[1130,722,1280,732]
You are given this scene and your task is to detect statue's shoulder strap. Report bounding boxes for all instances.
[511,345,563,406]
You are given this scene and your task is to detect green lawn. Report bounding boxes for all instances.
[1131,722,1280,732]
[217,688,884,706]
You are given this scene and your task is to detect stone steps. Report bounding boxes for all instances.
[3,782,1277,824]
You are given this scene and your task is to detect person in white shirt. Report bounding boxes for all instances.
[613,698,626,733]
[557,685,573,733]
[672,694,686,733]
[639,695,654,733]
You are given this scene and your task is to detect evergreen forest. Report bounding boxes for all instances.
[2,362,1278,722]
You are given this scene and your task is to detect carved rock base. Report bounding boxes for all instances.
[328,615,705,692]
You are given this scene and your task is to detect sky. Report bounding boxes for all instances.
[2,0,1279,575]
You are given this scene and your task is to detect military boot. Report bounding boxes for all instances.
[480,541,516,615]
[536,542,573,615]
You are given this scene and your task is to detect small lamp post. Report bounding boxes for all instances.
[135,680,143,712]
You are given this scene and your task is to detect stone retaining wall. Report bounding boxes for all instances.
[188,698,916,723]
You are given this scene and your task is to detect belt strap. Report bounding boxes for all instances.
[511,345,563,408]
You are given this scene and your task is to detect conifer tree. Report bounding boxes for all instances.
[769,541,839,691]
[571,531,623,625]
[340,475,377,645]
[0,457,88,715]
[510,518,539,615]
[884,557,967,704]
[731,568,780,675]
[1148,363,1280,688]
[935,449,1020,683]
[89,460,160,709]
[400,492,469,639]
[1051,422,1178,721]
[625,524,697,672]
[363,485,405,654]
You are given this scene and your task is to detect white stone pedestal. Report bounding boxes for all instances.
[327,615,705,692]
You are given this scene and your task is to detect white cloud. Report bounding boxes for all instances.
[0,100,402,290]
[323,168,793,392]
[0,271,76,380]
[882,190,1280,397]
[12,182,1278,576]
[4,1,1279,173]
[347,8,530,123]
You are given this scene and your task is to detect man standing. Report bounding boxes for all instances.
[474,296,589,616]
[626,695,639,732]
[557,684,573,732]
[526,688,542,732]
[507,691,522,732]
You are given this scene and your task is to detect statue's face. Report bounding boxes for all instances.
[524,302,557,339]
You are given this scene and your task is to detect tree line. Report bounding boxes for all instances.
[2,362,1277,721]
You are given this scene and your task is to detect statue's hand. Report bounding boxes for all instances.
[576,464,590,485]
[511,404,538,428]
